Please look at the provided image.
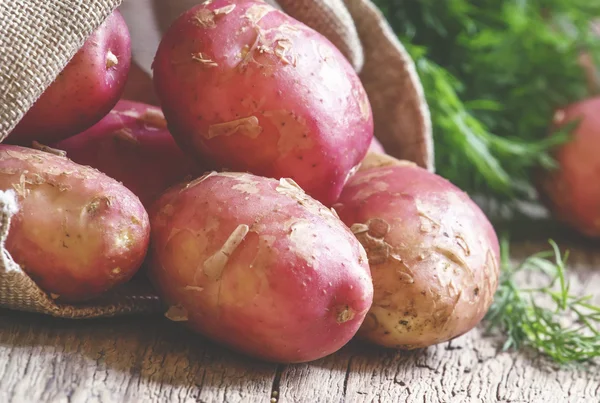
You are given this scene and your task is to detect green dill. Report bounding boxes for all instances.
[373,0,600,366]
[485,238,600,365]
[375,0,600,199]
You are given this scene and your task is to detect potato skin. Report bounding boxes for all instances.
[7,10,131,146]
[0,145,150,302]
[55,100,204,207]
[537,97,600,237]
[148,172,373,363]
[152,0,373,206]
[334,154,500,349]
[368,137,385,154]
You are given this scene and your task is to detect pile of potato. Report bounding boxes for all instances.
[2,0,500,363]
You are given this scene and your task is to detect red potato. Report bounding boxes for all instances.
[334,153,500,349]
[537,97,600,237]
[54,100,204,207]
[0,145,150,302]
[148,172,373,363]
[152,0,374,206]
[6,10,131,146]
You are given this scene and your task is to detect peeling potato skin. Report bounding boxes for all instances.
[54,100,205,207]
[335,161,500,350]
[147,172,373,363]
[368,138,385,154]
[537,97,600,238]
[6,11,131,146]
[152,0,373,206]
[0,145,150,302]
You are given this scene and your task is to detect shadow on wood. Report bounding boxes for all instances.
[1,232,599,402]
[0,311,277,401]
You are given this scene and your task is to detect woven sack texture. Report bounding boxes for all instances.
[0,0,431,318]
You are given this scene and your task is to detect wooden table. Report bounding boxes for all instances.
[1,221,599,403]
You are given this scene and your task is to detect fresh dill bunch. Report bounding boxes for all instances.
[485,238,600,365]
[375,0,600,199]
[374,0,600,365]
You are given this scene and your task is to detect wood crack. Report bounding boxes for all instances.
[1,236,599,403]
[41,346,58,400]
[499,356,517,401]
[414,362,437,372]
[194,349,209,398]
[270,364,284,402]
[342,356,353,400]
[445,340,462,351]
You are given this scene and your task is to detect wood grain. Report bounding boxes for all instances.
[0,314,278,403]
[0,230,599,403]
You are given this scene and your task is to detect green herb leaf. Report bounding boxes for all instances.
[485,239,600,365]
[375,0,600,199]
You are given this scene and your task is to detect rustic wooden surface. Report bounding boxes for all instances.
[1,221,599,403]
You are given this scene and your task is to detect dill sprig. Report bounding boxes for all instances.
[375,0,600,200]
[373,0,600,366]
[485,238,600,365]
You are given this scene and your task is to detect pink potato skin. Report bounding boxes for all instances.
[148,172,373,363]
[0,145,150,302]
[368,137,386,154]
[537,97,600,237]
[6,10,131,146]
[152,0,374,206]
[55,100,205,207]
[334,154,500,349]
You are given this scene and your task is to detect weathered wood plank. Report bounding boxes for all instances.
[276,236,600,403]
[0,232,598,403]
[0,315,277,403]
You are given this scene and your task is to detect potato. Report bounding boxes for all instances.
[55,100,204,207]
[152,0,373,206]
[537,97,600,237]
[147,172,373,363]
[0,145,150,302]
[6,10,131,146]
[333,153,500,349]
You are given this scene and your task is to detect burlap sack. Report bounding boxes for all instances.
[0,0,432,319]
